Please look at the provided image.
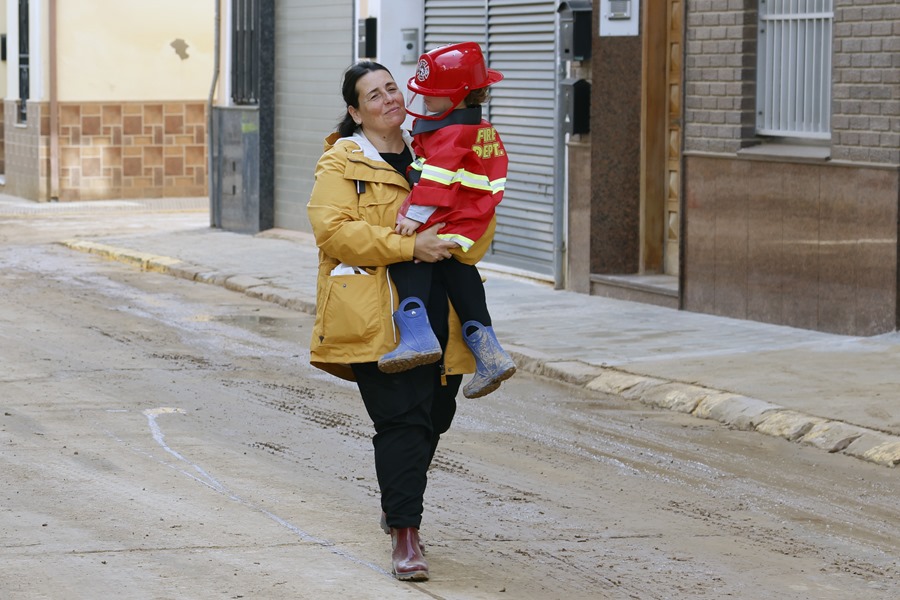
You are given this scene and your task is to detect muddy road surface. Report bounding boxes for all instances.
[1,202,898,599]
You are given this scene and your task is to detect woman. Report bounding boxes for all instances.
[306,61,496,581]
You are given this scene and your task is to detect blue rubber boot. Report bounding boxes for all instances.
[462,321,516,398]
[378,297,442,373]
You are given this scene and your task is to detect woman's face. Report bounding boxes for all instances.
[349,70,406,135]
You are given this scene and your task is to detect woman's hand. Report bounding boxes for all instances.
[413,223,456,263]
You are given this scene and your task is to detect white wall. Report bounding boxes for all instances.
[358,0,423,129]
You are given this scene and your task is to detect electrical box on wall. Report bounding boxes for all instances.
[401,28,419,64]
[558,1,592,62]
[599,0,639,37]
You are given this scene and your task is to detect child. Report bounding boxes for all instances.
[378,42,515,399]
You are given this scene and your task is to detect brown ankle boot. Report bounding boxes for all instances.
[381,512,425,552]
[390,527,428,581]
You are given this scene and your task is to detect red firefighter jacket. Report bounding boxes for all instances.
[399,106,508,251]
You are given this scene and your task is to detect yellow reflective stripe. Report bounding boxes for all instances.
[437,232,475,251]
[420,164,456,185]
[420,164,505,194]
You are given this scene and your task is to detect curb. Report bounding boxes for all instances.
[60,239,900,468]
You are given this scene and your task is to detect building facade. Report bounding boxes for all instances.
[2,0,213,201]
[210,1,899,336]
[212,0,565,272]
[681,0,900,335]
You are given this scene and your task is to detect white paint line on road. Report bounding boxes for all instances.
[132,407,392,578]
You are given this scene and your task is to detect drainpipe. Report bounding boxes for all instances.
[207,0,221,227]
[48,0,59,200]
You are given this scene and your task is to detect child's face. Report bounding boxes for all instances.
[424,95,455,115]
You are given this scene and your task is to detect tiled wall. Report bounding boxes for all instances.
[683,0,757,154]
[58,101,207,200]
[684,155,899,336]
[3,100,45,200]
[683,1,900,164]
[0,103,6,173]
[1,100,207,201]
[831,1,900,164]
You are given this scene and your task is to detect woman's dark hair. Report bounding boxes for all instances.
[337,61,392,138]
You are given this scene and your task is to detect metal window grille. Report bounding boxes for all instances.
[231,0,259,105]
[757,0,833,139]
[17,0,29,123]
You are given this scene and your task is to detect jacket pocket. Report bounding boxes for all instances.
[357,181,405,226]
[319,273,381,345]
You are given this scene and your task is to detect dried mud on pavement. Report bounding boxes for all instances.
[1,209,898,599]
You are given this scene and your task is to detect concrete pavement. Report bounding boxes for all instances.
[37,201,899,468]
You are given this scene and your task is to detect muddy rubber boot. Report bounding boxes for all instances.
[391,527,429,581]
[381,512,424,552]
[462,320,516,399]
[378,297,442,373]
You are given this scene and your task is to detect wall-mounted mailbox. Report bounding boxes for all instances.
[561,78,590,135]
[358,17,377,59]
[558,1,592,62]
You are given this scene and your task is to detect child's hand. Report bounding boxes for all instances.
[395,217,423,236]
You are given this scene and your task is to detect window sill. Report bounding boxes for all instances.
[737,142,830,164]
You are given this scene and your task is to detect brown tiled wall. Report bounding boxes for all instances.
[684,155,899,336]
[57,101,207,201]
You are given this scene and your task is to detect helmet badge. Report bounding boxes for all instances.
[416,59,430,83]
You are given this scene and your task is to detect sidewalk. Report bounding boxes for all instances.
[59,223,900,468]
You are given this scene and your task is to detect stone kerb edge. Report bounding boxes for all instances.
[583,365,900,467]
[59,240,900,468]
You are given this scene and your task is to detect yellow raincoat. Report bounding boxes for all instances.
[307,130,496,382]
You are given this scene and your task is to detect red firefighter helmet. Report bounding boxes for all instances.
[406,42,503,120]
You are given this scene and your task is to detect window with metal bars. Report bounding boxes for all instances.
[756,0,833,139]
[17,0,29,123]
[231,0,259,105]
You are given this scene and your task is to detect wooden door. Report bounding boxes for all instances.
[665,0,684,275]
[641,0,683,276]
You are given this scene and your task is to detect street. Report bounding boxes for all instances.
[1,201,898,600]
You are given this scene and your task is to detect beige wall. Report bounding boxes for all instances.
[57,0,213,102]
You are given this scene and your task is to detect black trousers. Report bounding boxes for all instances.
[389,258,491,327]
[350,269,462,529]
[351,363,460,529]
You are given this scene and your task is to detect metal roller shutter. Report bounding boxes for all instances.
[274,0,353,231]
[424,0,558,277]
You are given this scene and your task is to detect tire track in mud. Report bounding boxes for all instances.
[571,412,900,586]
[443,386,900,598]
[220,377,627,596]
[226,380,371,442]
[220,378,385,501]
